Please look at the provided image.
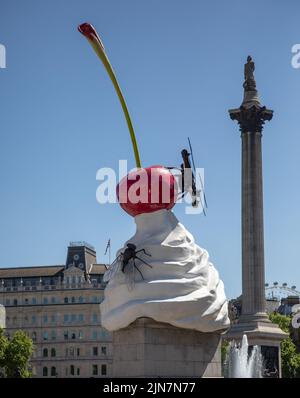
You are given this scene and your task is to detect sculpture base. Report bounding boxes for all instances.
[242,89,260,108]
[112,317,223,378]
[224,313,288,378]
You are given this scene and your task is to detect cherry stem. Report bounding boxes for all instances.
[78,23,142,168]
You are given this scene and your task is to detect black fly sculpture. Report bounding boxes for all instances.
[121,243,152,279]
[103,243,152,283]
[167,137,208,215]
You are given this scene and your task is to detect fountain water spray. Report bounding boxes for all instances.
[225,334,264,378]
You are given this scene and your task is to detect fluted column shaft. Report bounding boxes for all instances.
[241,130,265,315]
[229,103,273,319]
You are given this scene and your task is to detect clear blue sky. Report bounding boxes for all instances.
[0,0,299,299]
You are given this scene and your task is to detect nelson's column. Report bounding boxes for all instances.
[226,56,287,377]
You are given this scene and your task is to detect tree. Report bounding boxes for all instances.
[269,313,300,378]
[0,329,8,377]
[280,337,300,378]
[269,313,291,333]
[0,329,34,378]
[221,340,230,376]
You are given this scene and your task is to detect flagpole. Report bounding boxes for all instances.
[109,242,111,266]
[104,239,111,268]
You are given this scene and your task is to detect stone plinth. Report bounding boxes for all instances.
[112,317,223,378]
[0,305,5,329]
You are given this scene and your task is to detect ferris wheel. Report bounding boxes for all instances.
[265,282,300,301]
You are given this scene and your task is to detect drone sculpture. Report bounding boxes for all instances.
[168,137,208,213]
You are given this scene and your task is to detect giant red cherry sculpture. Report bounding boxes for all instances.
[117,166,177,217]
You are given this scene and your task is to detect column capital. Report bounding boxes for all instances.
[228,104,273,134]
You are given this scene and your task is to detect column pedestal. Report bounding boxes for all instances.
[225,316,287,377]
[112,317,223,378]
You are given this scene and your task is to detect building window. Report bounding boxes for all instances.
[78,296,84,303]
[51,314,56,323]
[43,278,51,286]
[77,368,80,376]
[51,330,56,340]
[5,299,10,306]
[93,347,98,356]
[71,296,75,303]
[43,348,48,358]
[101,346,107,356]
[31,315,36,325]
[43,315,48,324]
[92,330,97,340]
[64,297,68,304]
[70,365,75,376]
[43,367,48,377]
[92,296,98,303]
[13,299,18,306]
[99,329,111,340]
[43,297,48,305]
[101,364,107,376]
[78,314,84,322]
[24,298,29,305]
[32,332,37,341]
[51,348,56,357]
[64,314,69,323]
[71,314,76,322]
[43,331,48,341]
[77,348,80,357]
[51,297,56,304]
[92,313,98,323]
[92,365,98,376]
[64,331,68,340]
[71,332,76,340]
[78,331,83,339]
[51,367,56,377]
[32,297,37,305]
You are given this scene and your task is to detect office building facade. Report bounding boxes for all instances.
[0,242,111,378]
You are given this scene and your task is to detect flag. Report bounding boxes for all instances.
[104,239,111,255]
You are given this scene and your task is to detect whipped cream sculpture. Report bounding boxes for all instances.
[78,23,229,332]
[100,210,229,332]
